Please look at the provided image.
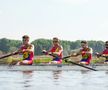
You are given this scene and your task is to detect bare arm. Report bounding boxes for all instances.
[17,44,34,53]
[70,49,81,57]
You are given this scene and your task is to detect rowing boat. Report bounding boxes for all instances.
[0,64,108,71]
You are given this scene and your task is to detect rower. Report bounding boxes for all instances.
[70,40,93,65]
[14,35,34,65]
[42,37,63,64]
[95,41,108,64]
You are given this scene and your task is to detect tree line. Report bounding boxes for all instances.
[0,38,105,56]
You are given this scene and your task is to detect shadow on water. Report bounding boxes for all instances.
[52,70,62,86]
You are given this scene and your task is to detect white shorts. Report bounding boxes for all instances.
[16,60,33,65]
[22,60,30,63]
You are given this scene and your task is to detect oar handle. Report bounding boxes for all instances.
[62,56,71,59]
[42,51,59,57]
[101,56,108,58]
[42,50,71,59]
[95,53,108,58]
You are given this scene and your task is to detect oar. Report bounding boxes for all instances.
[62,55,71,59]
[60,55,98,71]
[42,51,97,71]
[65,60,97,71]
[0,52,18,59]
[101,56,108,58]
[0,52,19,66]
[95,53,108,58]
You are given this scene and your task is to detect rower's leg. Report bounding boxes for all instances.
[80,59,89,65]
[79,61,89,65]
[50,61,58,64]
[50,60,62,64]
[20,60,33,65]
[104,60,108,64]
[8,60,19,66]
[16,61,20,65]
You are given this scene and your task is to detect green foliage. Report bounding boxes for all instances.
[32,39,52,55]
[0,38,10,53]
[0,38,105,56]
[0,38,21,53]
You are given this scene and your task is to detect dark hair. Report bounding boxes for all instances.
[22,35,30,39]
[53,37,59,42]
[105,41,108,45]
[81,40,87,44]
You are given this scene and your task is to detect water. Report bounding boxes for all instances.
[0,71,108,90]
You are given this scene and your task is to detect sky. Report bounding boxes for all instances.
[0,0,108,42]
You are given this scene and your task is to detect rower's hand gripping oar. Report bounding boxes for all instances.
[42,50,97,71]
[95,53,108,58]
[42,50,59,57]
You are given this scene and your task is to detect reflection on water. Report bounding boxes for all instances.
[21,71,33,89]
[52,70,62,79]
[80,70,90,74]
[1,71,108,90]
[105,71,108,74]
[52,70,62,86]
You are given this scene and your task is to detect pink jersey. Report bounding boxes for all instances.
[102,49,108,55]
[49,45,63,62]
[80,47,92,64]
[20,44,34,61]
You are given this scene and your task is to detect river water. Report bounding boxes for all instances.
[0,71,108,90]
